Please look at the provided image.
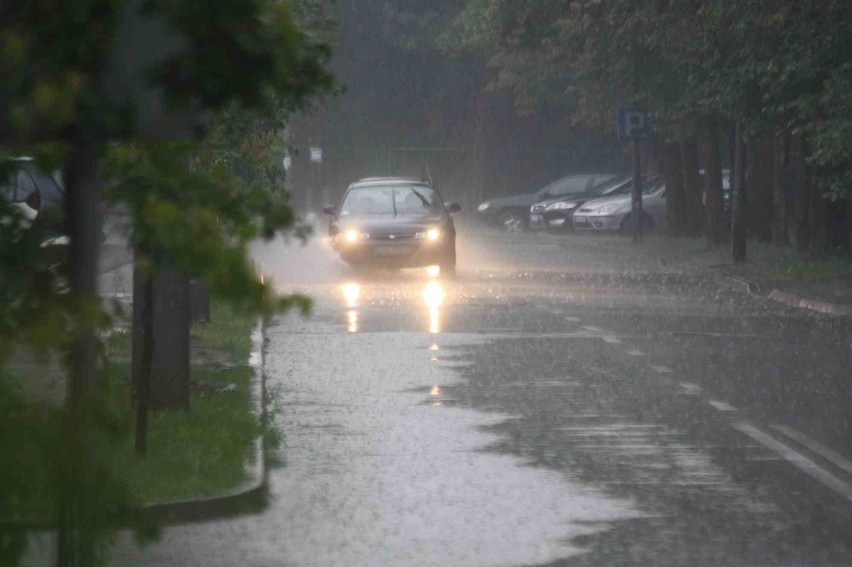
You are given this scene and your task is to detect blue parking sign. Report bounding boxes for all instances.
[617,108,651,140]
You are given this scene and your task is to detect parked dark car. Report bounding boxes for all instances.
[1,157,66,241]
[475,173,621,233]
[531,176,661,233]
[324,177,461,276]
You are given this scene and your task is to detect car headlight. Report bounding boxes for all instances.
[416,228,442,241]
[477,202,490,212]
[589,203,623,215]
[545,201,577,212]
[340,229,368,243]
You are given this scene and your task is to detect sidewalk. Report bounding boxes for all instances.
[654,237,852,317]
[471,229,852,317]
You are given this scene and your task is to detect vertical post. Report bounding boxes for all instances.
[57,130,100,567]
[732,119,747,263]
[631,137,644,243]
[772,128,789,245]
[135,263,153,457]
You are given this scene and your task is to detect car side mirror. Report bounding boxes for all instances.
[322,206,336,216]
[445,203,461,214]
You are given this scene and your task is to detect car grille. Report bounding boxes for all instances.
[370,233,416,241]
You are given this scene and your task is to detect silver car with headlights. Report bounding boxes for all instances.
[572,180,667,233]
[323,177,461,276]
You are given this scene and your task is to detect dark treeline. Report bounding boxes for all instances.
[290,0,626,212]
[297,0,851,254]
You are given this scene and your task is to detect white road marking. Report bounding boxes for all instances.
[771,425,852,477]
[564,316,581,322]
[733,422,852,503]
[708,400,736,412]
[582,326,604,333]
[602,336,622,344]
[650,365,673,374]
[680,382,702,393]
[625,349,645,357]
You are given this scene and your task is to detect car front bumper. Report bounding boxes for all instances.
[334,238,450,267]
[572,213,624,231]
[540,208,577,230]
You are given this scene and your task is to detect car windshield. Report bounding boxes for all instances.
[538,176,591,197]
[339,185,442,217]
[591,177,632,196]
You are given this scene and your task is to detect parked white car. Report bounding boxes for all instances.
[572,180,667,233]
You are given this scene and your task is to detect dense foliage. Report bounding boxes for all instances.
[0,0,334,352]
[444,0,852,247]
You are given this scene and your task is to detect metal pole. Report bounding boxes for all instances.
[631,137,644,243]
[732,119,747,263]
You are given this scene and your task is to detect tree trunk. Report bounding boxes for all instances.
[731,119,747,263]
[57,130,100,567]
[746,132,774,242]
[132,263,191,412]
[772,128,789,245]
[701,119,725,245]
[662,142,686,236]
[795,137,811,252]
[680,138,704,236]
[809,175,827,253]
[135,261,153,457]
[150,267,191,410]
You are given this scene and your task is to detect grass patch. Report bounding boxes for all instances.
[747,241,852,281]
[105,362,259,503]
[192,301,255,362]
[0,298,261,520]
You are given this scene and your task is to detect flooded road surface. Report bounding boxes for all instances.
[108,230,852,566]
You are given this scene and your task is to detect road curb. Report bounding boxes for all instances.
[766,289,852,317]
[707,267,851,318]
[1,318,271,530]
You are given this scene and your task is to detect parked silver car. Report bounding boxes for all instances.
[572,180,667,233]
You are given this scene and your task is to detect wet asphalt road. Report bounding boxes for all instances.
[109,230,852,566]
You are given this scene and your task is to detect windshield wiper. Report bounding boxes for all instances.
[410,189,435,212]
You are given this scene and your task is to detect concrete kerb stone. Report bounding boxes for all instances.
[695,263,852,319]
[767,289,852,318]
[2,318,271,530]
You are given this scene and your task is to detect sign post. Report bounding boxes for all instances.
[617,108,651,243]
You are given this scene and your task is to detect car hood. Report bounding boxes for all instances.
[534,189,610,207]
[336,214,445,234]
[481,193,540,209]
[581,189,663,211]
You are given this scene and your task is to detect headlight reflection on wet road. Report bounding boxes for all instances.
[342,283,361,308]
[423,281,445,334]
[341,283,361,333]
[339,280,445,334]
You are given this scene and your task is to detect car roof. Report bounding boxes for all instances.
[349,177,432,189]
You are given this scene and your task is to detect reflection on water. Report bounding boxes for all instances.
[342,283,361,308]
[429,344,440,351]
[339,281,445,334]
[341,283,361,332]
[423,281,444,334]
